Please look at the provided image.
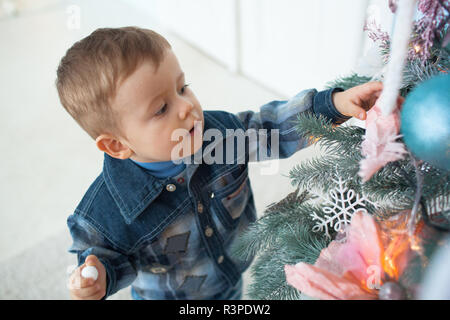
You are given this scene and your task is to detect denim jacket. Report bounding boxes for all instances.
[67,87,348,300]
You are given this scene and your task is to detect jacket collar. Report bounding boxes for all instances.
[102,111,229,224]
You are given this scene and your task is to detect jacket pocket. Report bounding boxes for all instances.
[220,177,249,220]
[208,165,250,232]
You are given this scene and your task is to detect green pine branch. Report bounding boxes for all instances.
[324,73,373,90]
[244,217,329,300]
[295,113,365,158]
[231,198,324,263]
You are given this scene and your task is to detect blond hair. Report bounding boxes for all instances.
[55,26,171,140]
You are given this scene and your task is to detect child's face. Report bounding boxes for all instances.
[106,48,204,162]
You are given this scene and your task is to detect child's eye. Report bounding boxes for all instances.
[154,84,190,117]
[155,104,167,116]
[180,83,190,94]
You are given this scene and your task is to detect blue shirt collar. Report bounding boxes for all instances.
[130,158,187,179]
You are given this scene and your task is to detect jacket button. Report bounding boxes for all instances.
[217,255,224,264]
[197,202,203,213]
[150,266,167,274]
[166,184,176,192]
[210,192,214,199]
[205,226,213,237]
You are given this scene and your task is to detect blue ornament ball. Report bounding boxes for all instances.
[400,73,450,171]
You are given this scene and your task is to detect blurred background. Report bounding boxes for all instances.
[0,0,394,299]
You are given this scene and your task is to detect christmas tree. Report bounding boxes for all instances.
[231,0,449,300]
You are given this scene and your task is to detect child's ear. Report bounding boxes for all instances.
[95,134,133,160]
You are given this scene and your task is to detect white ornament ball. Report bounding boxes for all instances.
[81,266,99,281]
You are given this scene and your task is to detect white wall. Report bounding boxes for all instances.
[239,0,369,96]
[124,0,239,72]
[125,0,396,97]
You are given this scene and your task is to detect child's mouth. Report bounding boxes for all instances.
[183,120,203,139]
[188,121,202,137]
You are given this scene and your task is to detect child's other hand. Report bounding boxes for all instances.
[332,81,384,121]
[68,255,107,300]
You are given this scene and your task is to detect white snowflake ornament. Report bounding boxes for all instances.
[310,177,377,239]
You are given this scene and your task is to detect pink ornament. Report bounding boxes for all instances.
[284,210,412,300]
[358,97,407,182]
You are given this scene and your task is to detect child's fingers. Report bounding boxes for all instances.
[360,81,383,96]
[81,289,106,300]
[69,265,96,290]
[71,283,103,299]
[71,288,105,300]
[355,82,383,106]
[345,102,367,120]
[351,82,384,117]
[85,255,99,267]
[70,274,96,290]
[333,91,367,120]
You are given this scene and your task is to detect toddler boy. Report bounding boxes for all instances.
[56,26,384,300]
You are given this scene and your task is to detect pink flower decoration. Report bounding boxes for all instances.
[358,98,407,182]
[284,210,411,300]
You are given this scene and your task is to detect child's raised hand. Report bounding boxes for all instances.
[332,81,384,121]
[68,255,107,300]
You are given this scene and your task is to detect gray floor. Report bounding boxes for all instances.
[0,0,323,299]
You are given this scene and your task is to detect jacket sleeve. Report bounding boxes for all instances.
[233,87,350,161]
[67,213,138,299]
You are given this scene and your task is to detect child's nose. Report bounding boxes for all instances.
[178,101,194,120]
